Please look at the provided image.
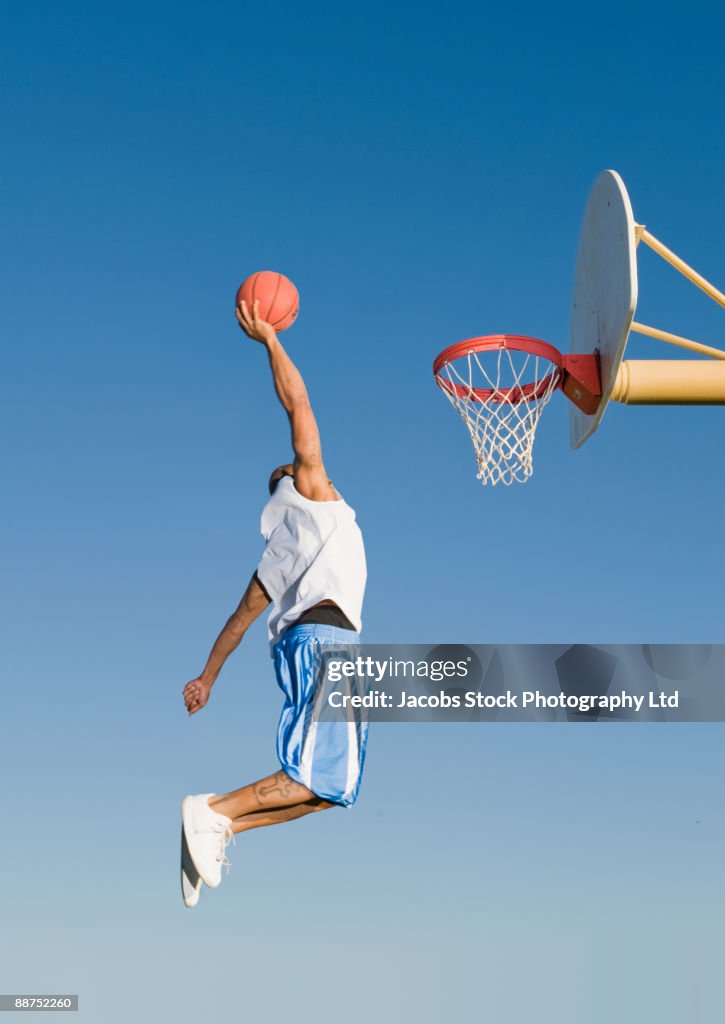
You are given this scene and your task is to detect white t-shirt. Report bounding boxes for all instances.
[256,476,367,645]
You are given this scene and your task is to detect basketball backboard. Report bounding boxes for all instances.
[569,170,639,448]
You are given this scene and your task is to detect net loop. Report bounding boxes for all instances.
[433,336,563,486]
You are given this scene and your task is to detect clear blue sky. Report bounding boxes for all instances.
[2,2,724,1021]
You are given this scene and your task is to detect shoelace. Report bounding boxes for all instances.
[216,826,235,874]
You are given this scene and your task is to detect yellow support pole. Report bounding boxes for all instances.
[630,321,725,361]
[637,227,725,310]
[612,360,725,404]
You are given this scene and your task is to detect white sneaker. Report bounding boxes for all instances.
[181,793,234,888]
[181,826,203,908]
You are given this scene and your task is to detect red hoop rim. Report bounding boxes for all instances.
[433,334,564,405]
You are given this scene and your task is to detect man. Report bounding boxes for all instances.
[180,298,368,908]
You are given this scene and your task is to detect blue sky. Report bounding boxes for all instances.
[2,2,725,1021]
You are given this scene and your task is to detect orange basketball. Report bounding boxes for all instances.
[236,271,299,332]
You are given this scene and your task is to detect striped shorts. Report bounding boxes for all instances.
[273,623,368,807]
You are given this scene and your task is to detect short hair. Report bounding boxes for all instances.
[268,467,294,495]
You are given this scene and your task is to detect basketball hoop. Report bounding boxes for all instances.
[435,173,725,487]
[433,335,600,486]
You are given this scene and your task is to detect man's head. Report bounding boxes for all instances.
[268,463,295,495]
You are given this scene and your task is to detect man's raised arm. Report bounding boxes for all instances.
[236,299,336,501]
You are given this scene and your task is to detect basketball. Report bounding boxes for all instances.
[236,271,299,332]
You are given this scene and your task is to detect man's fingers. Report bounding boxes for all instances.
[183,684,203,707]
[183,676,209,715]
[237,300,252,329]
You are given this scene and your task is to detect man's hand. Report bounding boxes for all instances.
[236,299,278,346]
[183,677,213,716]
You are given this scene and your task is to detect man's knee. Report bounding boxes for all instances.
[310,797,334,813]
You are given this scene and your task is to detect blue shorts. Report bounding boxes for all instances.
[273,623,368,807]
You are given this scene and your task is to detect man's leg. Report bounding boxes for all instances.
[230,796,332,835]
[209,769,322,821]
[183,772,330,889]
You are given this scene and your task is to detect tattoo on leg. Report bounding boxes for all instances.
[252,770,305,808]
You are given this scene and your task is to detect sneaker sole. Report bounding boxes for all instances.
[181,826,204,908]
[182,795,221,888]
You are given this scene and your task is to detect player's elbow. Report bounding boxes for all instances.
[286,388,310,413]
[227,612,248,640]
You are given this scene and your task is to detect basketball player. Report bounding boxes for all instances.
[180,299,367,907]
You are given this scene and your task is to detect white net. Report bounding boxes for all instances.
[436,346,561,486]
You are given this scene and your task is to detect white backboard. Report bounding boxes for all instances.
[569,170,639,448]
